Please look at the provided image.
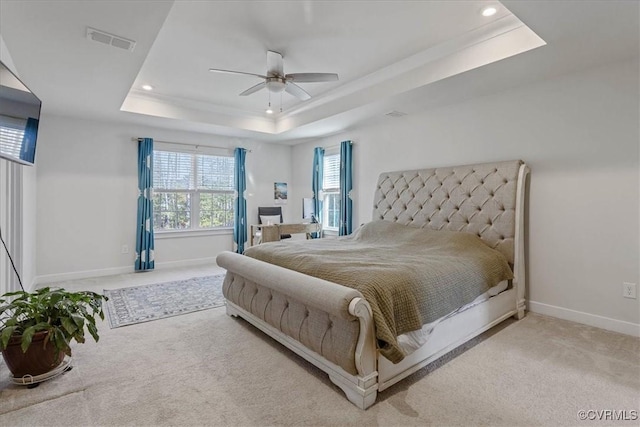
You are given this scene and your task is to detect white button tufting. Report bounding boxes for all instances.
[373,160,522,264]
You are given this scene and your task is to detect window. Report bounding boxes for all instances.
[153,150,235,232]
[322,153,340,231]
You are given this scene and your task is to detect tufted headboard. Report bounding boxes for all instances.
[372,160,527,265]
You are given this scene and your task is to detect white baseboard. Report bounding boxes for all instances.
[34,257,219,286]
[35,265,135,286]
[528,300,640,337]
[155,256,218,270]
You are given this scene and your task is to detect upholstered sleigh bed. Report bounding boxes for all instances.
[217,160,530,409]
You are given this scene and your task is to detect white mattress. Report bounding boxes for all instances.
[397,280,510,355]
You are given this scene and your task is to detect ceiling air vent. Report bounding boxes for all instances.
[385,110,408,118]
[86,27,136,52]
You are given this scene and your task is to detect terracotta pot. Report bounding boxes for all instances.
[1,330,66,377]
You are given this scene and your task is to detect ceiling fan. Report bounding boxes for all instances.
[209,50,338,101]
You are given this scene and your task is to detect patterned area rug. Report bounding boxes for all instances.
[104,274,226,328]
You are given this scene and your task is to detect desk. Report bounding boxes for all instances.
[251,223,322,245]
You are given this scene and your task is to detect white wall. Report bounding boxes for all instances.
[291,59,640,335]
[35,115,291,283]
[245,141,295,232]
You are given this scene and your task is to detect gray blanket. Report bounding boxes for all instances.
[244,220,513,362]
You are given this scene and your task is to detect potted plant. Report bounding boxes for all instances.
[0,287,107,378]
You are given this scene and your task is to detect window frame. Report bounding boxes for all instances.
[152,146,235,235]
[321,151,341,233]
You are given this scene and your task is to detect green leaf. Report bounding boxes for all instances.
[70,313,85,329]
[60,317,77,335]
[1,325,18,349]
[4,318,18,327]
[48,291,64,307]
[21,325,37,352]
[87,322,99,342]
[53,328,71,356]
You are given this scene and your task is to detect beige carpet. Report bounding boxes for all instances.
[0,267,638,426]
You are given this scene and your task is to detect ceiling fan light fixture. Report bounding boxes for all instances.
[266,78,286,93]
[209,51,338,101]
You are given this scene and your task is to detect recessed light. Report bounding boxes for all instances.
[482,6,497,17]
[142,84,154,91]
[265,108,273,114]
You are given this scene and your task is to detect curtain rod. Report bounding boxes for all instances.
[324,141,354,150]
[131,138,251,152]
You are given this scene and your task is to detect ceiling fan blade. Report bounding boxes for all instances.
[267,51,284,77]
[239,81,267,96]
[209,68,268,79]
[285,82,311,101]
[285,73,339,83]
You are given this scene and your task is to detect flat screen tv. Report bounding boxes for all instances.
[0,60,41,166]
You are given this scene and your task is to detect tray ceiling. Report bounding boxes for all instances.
[1,1,637,143]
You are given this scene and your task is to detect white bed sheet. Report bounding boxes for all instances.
[397,280,510,355]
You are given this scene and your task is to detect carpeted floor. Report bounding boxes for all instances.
[1,266,639,426]
[104,275,226,328]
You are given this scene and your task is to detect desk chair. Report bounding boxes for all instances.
[258,206,292,240]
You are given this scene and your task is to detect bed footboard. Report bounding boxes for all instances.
[217,251,378,409]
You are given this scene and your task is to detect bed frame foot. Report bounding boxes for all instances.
[514,306,526,320]
[329,374,378,410]
[226,304,240,318]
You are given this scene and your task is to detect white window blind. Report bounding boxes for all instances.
[153,151,193,190]
[196,155,234,191]
[0,116,26,160]
[323,154,340,191]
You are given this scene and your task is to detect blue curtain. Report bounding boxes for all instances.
[135,138,155,271]
[339,140,353,236]
[234,148,247,253]
[311,147,324,238]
